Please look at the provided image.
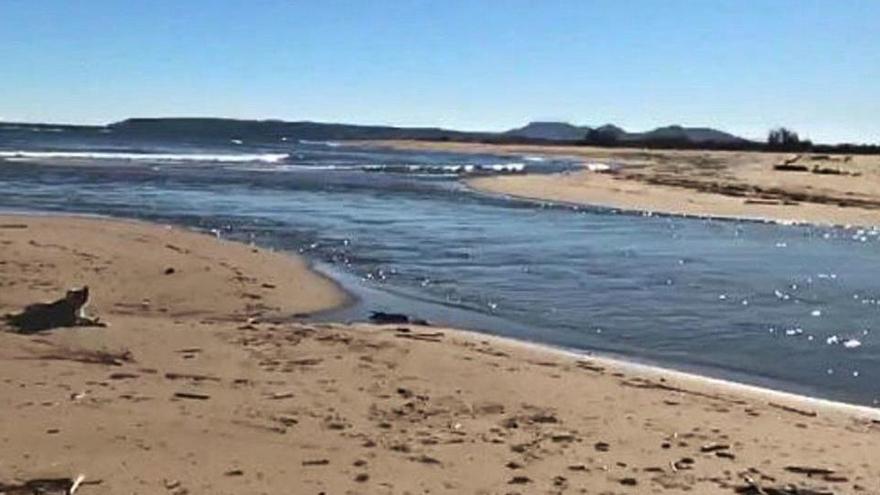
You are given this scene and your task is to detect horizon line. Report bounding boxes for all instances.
[2,115,876,146]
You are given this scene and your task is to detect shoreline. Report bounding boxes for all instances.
[0,212,349,318]
[458,327,880,419]
[5,211,877,412]
[314,256,880,410]
[0,209,357,314]
[2,214,879,493]
[463,182,834,228]
[356,139,880,228]
[465,173,880,229]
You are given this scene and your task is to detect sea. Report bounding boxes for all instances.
[1,123,878,407]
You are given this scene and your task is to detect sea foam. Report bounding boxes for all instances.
[0,150,289,164]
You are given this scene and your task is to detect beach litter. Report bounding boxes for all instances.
[369,311,430,326]
[734,475,834,495]
[30,348,133,367]
[172,391,211,401]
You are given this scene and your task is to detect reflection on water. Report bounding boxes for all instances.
[0,140,878,406]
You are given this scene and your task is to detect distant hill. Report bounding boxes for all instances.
[623,125,748,145]
[3,118,753,147]
[107,118,493,142]
[503,121,591,141]
[501,121,750,146]
[593,124,626,138]
[28,117,880,152]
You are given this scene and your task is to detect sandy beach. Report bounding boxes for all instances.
[360,140,880,227]
[0,215,878,494]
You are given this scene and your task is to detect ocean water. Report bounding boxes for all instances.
[1,127,878,406]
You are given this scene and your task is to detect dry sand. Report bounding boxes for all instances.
[1,215,879,494]
[362,140,880,227]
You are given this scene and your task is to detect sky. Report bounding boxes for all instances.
[1,0,878,143]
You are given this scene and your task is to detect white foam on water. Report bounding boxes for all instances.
[826,335,863,349]
[298,139,341,147]
[489,162,526,172]
[28,127,65,133]
[227,162,524,175]
[265,164,360,172]
[360,162,524,175]
[585,162,613,172]
[0,150,289,164]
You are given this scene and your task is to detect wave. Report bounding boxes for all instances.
[585,162,615,172]
[298,139,342,147]
[362,162,526,175]
[0,150,289,164]
[0,150,528,176]
[232,162,528,176]
[0,126,65,133]
[230,164,362,172]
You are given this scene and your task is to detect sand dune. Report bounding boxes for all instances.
[1,216,878,494]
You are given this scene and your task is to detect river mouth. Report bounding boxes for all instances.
[1,136,878,407]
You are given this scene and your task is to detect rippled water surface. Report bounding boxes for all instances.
[1,130,878,406]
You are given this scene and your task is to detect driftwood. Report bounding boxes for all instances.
[394,331,444,342]
[621,377,747,405]
[164,372,221,382]
[173,392,211,401]
[768,402,817,418]
[784,466,835,477]
[25,348,133,367]
[369,311,430,326]
[733,475,834,495]
[773,163,809,172]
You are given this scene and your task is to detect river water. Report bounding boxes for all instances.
[1,126,878,406]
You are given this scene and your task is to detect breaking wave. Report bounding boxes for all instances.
[298,139,342,147]
[362,162,526,175]
[0,150,289,164]
[233,162,529,176]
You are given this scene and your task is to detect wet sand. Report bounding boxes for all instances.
[362,140,880,227]
[1,215,879,494]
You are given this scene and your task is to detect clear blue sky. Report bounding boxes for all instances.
[1,0,877,143]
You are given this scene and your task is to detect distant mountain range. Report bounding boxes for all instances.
[121,118,752,145]
[106,118,752,145]
[504,121,748,145]
[106,117,496,142]
[503,122,592,141]
[4,117,875,152]
[7,117,876,151]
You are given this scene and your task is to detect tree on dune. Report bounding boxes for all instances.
[767,127,812,151]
